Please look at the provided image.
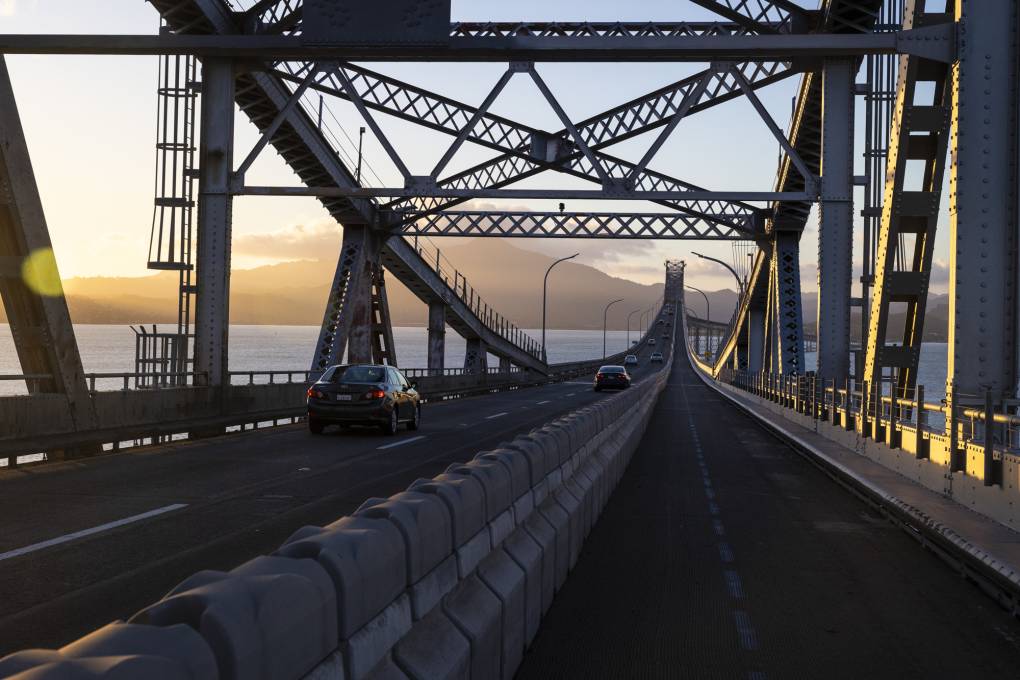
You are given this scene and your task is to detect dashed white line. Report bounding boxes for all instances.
[718,542,734,563]
[724,571,745,599]
[566,393,576,397]
[0,504,189,562]
[733,611,759,651]
[485,412,509,420]
[377,435,426,450]
[537,400,551,405]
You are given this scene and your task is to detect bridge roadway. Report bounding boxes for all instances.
[517,338,1020,679]
[0,342,668,656]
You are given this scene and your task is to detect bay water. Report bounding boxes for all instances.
[0,325,950,401]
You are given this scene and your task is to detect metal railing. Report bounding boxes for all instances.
[713,365,1020,488]
[409,236,544,361]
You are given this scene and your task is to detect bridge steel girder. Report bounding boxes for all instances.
[276,59,789,226]
[194,58,235,388]
[464,338,489,373]
[400,211,753,240]
[816,58,855,384]
[768,231,805,374]
[311,225,381,371]
[150,0,547,375]
[0,56,98,453]
[946,0,1020,404]
[370,269,398,367]
[427,300,446,372]
[862,4,954,401]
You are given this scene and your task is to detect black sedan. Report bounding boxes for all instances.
[594,365,631,391]
[307,364,421,435]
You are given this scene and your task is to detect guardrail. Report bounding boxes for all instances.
[0,330,675,680]
[0,307,671,468]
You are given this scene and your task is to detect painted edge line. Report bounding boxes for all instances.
[686,349,1020,605]
[377,435,426,450]
[0,504,189,562]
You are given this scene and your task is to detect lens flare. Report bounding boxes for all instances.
[21,247,63,297]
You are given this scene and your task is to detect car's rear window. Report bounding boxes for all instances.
[599,366,625,373]
[335,366,387,383]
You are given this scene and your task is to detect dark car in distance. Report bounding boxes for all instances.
[307,364,421,435]
[594,365,631,391]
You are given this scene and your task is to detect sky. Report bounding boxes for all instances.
[2,0,952,296]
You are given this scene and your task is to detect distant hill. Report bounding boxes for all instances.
[0,238,950,339]
[0,239,663,330]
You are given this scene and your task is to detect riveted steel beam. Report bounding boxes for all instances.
[399,211,751,240]
[0,27,955,60]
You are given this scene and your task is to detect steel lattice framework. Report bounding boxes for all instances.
[7,0,1011,452]
[402,212,752,240]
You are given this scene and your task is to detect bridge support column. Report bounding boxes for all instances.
[817,57,854,384]
[747,308,764,374]
[499,356,511,373]
[948,0,1020,407]
[195,58,235,388]
[0,56,97,456]
[770,232,805,374]
[310,225,384,373]
[465,338,488,373]
[427,300,446,372]
[369,269,397,366]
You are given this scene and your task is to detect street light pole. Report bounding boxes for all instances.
[685,284,710,322]
[603,298,624,359]
[693,251,743,298]
[542,253,579,363]
[356,126,366,185]
[626,308,640,348]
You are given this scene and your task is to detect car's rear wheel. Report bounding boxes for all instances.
[594,386,601,392]
[381,408,399,436]
[308,417,324,435]
[407,404,421,431]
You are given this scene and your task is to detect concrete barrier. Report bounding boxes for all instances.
[1,342,674,680]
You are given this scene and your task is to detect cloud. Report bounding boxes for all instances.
[0,1,14,16]
[233,219,341,261]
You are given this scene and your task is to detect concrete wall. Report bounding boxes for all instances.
[0,352,673,680]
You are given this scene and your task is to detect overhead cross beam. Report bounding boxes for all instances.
[269,59,792,230]
[399,211,754,240]
[0,27,956,60]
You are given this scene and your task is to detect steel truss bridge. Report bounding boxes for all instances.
[0,0,1010,454]
[4,0,1020,676]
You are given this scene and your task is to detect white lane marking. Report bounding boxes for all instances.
[733,611,759,651]
[566,393,576,397]
[0,504,188,562]
[485,412,509,420]
[724,571,745,599]
[718,542,734,563]
[537,400,551,405]
[377,435,426,450]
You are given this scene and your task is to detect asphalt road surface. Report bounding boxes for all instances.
[515,338,1020,679]
[0,343,668,655]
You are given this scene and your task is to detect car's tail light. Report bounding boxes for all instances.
[364,389,386,400]
[595,373,604,379]
[307,387,325,399]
